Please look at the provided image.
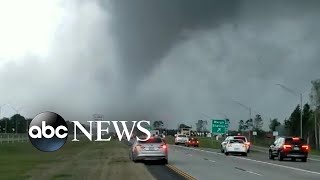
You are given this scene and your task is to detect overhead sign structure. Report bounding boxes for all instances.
[212,119,226,134]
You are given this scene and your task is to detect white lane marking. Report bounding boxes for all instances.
[235,156,320,175]
[171,145,320,176]
[246,171,262,176]
[208,160,216,163]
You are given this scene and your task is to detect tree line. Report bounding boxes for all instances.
[0,114,88,134]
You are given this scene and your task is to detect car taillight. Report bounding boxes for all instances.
[242,144,246,148]
[302,145,309,151]
[197,141,199,143]
[189,141,191,143]
[159,144,167,149]
[228,144,232,147]
[283,144,292,149]
[246,142,250,145]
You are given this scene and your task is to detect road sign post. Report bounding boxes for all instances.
[211,119,226,135]
[253,131,257,144]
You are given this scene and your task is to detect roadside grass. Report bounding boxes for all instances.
[311,150,320,155]
[0,138,155,180]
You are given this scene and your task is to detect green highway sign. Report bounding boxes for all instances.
[212,119,226,134]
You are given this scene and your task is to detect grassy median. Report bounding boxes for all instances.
[0,139,155,180]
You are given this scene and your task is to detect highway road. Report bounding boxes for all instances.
[168,145,320,180]
[125,139,189,180]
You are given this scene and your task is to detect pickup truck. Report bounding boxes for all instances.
[175,134,189,145]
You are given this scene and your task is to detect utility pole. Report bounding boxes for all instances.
[315,109,318,150]
[300,93,303,138]
[249,107,252,142]
[231,99,252,142]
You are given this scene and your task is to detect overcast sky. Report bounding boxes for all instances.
[0,0,320,130]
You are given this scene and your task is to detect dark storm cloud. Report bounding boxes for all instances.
[109,0,240,88]
[108,0,320,129]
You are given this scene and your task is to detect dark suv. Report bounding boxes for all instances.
[269,137,309,162]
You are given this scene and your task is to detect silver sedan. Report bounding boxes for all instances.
[129,137,168,164]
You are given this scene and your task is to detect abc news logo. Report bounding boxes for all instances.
[28,112,151,152]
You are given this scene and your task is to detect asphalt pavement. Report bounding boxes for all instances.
[125,139,188,180]
[168,145,320,180]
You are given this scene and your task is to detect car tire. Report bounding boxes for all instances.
[225,152,229,156]
[243,153,247,156]
[163,159,168,164]
[302,157,307,162]
[291,158,296,161]
[221,146,224,153]
[269,151,274,160]
[278,152,283,161]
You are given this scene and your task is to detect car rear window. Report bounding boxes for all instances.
[285,138,305,145]
[139,138,163,143]
[229,139,244,143]
[234,137,246,141]
[178,135,187,137]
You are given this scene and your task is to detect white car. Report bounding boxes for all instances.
[224,139,248,156]
[221,136,251,153]
[174,134,188,145]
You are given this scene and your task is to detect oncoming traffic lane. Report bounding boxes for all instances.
[169,144,320,180]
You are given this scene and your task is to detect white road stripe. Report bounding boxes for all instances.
[246,170,262,176]
[171,145,320,176]
[208,160,216,163]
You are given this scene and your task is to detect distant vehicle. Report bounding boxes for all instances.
[129,137,168,164]
[175,134,188,145]
[150,130,160,136]
[221,136,250,153]
[269,137,309,162]
[223,139,248,156]
[185,137,199,147]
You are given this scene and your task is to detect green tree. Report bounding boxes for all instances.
[238,120,245,132]
[196,120,207,132]
[10,114,26,133]
[0,117,9,133]
[253,114,263,131]
[269,118,281,132]
[285,105,301,136]
[153,121,164,129]
[302,103,313,139]
[245,118,253,130]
